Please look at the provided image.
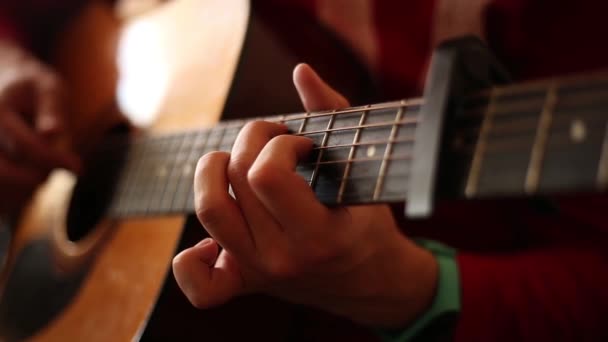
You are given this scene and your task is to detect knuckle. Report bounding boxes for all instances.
[227,156,250,185]
[196,151,228,168]
[247,162,278,191]
[239,121,267,139]
[171,252,189,274]
[305,243,339,265]
[195,151,229,177]
[195,200,225,228]
[188,293,211,310]
[268,134,292,146]
[38,70,61,88]
[172,253,212,309]
[264,256,298,279]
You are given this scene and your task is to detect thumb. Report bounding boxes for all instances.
[293,63,350,111]
[172,238,246,308]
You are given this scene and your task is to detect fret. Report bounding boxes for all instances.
[145,134,184,213]
[108,137,137,216]
[525,83,557,193]
[297,112,308,134]
[283,114,305,133]
[125,138,156,215]
[280,100,421,124]
[376,120,416,202]
[205,126,226,152]
[135,136,169,214]
[120,140,150,216]
[332,108,369,128]
[297,112,312,186]
[293,118,417,138]
[378,158,411,202]
[465,88,499,197]
[537,91,608,193]
[171,130,209,212]
[473,93,545,196]
[185,126,226,211]
[314,138,414,152]
[156,132,192,213]
[598,121,608,189]
[302,112,333,132]
[219,121,244,152]
[337,107,368,203]
[373,103,405,200]
[309,112,335,190]
[111,145,132,215]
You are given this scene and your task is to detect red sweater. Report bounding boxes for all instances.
[3,0,608,340]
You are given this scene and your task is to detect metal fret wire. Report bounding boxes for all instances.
[309,110,337,190]
[158,132,191,212]
[597,121,608,189]
[184,125,228,211]
[464,88,499,198]
[524,83,557,193]
[336,106,369,203]
[373,101,405,200]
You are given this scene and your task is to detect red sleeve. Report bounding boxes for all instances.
[486,0,608,81]
[455,244,608,341]
[451,1,608,339]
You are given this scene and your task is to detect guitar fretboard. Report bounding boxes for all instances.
[90,71,608,219]
[103,100,422,218]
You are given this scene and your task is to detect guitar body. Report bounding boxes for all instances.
[0,1,374,341]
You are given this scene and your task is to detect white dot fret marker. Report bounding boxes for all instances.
[366,145,376,157]
[157,165,168,178]
[570,119,587,143]
[183,164,192,176]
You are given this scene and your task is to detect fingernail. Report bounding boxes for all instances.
[37,114,58,132]
[195,238,213,248]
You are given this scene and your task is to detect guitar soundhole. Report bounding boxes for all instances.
[66,134,129,242]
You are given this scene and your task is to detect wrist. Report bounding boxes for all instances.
[377,238,439,328]
[320,236,439,328]
[377,240,461,342]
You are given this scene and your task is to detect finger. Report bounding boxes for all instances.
[0,110,79,172]
[35,73,66,137]
[0,74,37,120]
[194,151,255,258]
[0,155,46,189]
[0,156,47,210]
[228,121,287,245]
[248,134,331,233]
[293,63,350,111]
[173,238,246,308]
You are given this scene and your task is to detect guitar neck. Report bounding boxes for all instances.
[100,71,608,218]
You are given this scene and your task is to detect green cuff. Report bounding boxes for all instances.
[376,240,460,342]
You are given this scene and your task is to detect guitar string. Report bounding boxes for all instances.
[100,101,608,161]
[92,69,608,151]
[98,110,606,197]
[110,77,608,215]
[102,80,608,200]
[91,85,608,156]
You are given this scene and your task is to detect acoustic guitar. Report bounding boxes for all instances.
[1,1,608,341]
[0,0,375,340]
